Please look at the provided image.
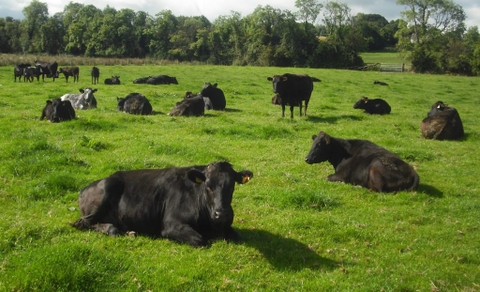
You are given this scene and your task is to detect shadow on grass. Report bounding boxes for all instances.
[236,228,339,271]
[224,108,242,113]
[306,114,362,124]
[418,184,444,198]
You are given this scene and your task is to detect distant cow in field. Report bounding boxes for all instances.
[305,131,419,192]
[71,161,253,246]
[133,76,151,84]
[59,67,80,82]
[146,75,178,85]
[353,96,391,115]
[23,67,40,82]
[91,67,100,84]
[421,101,464,140]
[169,96,205,116]
[104,76,120,85]
[60,88,98,110]
[14,63,31,82]
[267,73,313,118]
[200,82,226,110]
[374,80,388,86]
[34,60,59,82]
[40,98,76,123]
[117,93,152,115]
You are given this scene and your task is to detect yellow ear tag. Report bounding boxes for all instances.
[242,175,250,183]
[195,177,203,184]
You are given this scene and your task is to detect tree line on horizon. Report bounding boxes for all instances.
[0,0,479,75]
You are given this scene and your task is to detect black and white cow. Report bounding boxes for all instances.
[200,82,226,110]
[305,131,419,192]
[40,98,76,123]
[117,93,153,115]
[104,76,120,85]
[71,161,253,246]
[34,60,59,82]
[421,101,464,140]
[91,67,100,84]
[60,88,98,110]
[267,74,314,118]
[58,66,80,82]
[353,96,391,115]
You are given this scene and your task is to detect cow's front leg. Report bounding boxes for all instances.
[161,223,206,247]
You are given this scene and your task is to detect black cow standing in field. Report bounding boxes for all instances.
[105,76,120,85]
[146,75,178,85]
[40,98,76,123]
[267,74,314,118]
[200,82,226,110]
[34,60,59,82]
[353,96,391,115]
[61,88,98,110]
[421,101,464,140]
[117,93,153,115]
[59,66,80,82]
[91,67,100,84]
[23,66,41,82]
[305,131,419,192]
[169,96,205,116]
[14,63,31,82]
[71,161,253,246]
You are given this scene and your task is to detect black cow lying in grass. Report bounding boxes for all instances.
[421,101,464,140]
[104,76,120,85]
[353,96,391,115]
[200,82,226,110]
[374,80,388,86]
[305,131,419,192]
[40,98,76,123]
[117,93,152,115]
[71,162,253,246]
[169,95,205,116]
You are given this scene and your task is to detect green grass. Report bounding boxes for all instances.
[0,63,479,291]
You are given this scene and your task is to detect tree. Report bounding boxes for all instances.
[295,0,322,25]
[21,0,49,53]
[396,0,466,73]
[39,13,65,54]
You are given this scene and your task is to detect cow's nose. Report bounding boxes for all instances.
[214,210,222,219]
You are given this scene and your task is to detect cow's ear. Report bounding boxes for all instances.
[187,169,206,185]
[46,100,52,104]
[282,77,288,81]
[236,170,253,184]
[93,89,97,92]
[213,83,218,88]
[267,77,273,81]
[312,135,317,140]
[79,88,85,93]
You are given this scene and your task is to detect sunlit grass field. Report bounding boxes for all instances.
[0,60,479,291]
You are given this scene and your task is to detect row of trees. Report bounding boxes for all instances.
[0,0,479,74]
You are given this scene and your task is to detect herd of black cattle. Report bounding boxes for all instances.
[14,62,466,246]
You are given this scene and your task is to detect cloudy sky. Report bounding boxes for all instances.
[1,0,479,28]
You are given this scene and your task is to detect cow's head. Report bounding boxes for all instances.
[267,75,288,93]
[353,96,369,109]
[187,162,253,224]
[305,131,333,164]
[200,82,218,97]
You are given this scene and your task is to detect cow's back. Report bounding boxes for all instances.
[282,74,313,101]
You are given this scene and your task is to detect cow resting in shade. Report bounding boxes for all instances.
[305,131,419,192]
[40,98,76,122]
[71,161,253,246]
[353,96,391,115]
[421,101,464,140]
[117,93,153,115]
[267,73,313,118]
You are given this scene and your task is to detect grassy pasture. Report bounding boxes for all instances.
[0,62,479,291]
